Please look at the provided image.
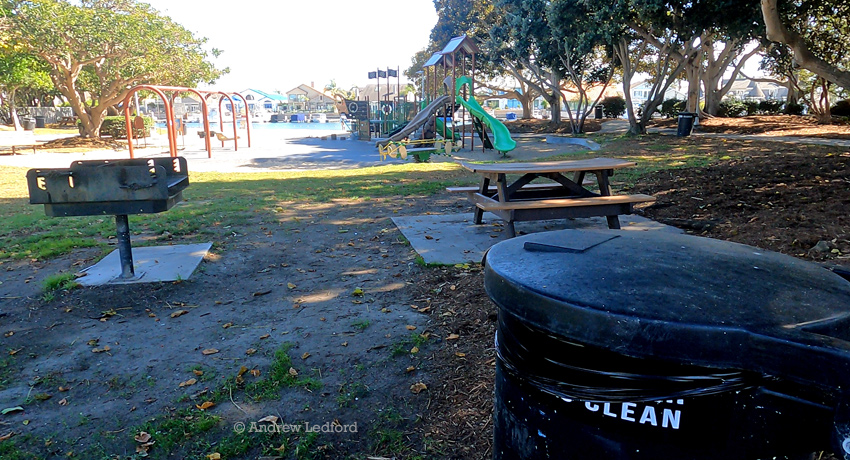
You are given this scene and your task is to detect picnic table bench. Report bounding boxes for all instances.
[451,158,655,237]
[0,131,39,155]
[58,116,77,126]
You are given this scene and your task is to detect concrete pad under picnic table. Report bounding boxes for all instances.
[77,242,212,286]
[392,214,681,265]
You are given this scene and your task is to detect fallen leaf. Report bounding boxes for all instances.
[341,342,348,347]
[222,322,233,329]
[148,313,156,318]
[0,432,14,441]
[410,382,427,394]
[9,347,23,356]
[58,398,68,406]
[193,370,204,376]
[301,352,311,360]
[207,454,221,460]
[425,235,434,240]
[33,393,51,401]
[237,366,248,378]
[3,331,13,338]
[417,306,431,313]
[86,339,99,346]
[134,432,152,443]
[287,283,296,290]
[201,348,219,355]
[410,346,419,354]
[405,325,417,331]
[258,415,279,424]
[288,367,298,377]
[170,310,189,318]
[196,401,215,410]
[259,334,270,340]
[250,369,260,377]
[446,334,460,340]
[319,317,326,321]
[245,348,257,355]
[1,406,24,415]
[179,379,197,388]
[406,366,415,373]
[455,352,466,357]
[92,345,111,353]
[58,386,70,392]
[352,288,364,296]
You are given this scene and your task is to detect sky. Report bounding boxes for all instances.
[141,0,439,94]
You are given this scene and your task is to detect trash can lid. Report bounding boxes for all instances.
[484,230,850,390]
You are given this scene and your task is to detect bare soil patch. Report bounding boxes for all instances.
[651,114,850,139]
[504,118,602,134]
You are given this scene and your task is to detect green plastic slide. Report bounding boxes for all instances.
[454,76,516,153]
[434,117,460,141]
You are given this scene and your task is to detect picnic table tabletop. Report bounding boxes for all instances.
[456,157,636,175]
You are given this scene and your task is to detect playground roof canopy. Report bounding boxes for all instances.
[424,52,444,68]
[440,34,478,56]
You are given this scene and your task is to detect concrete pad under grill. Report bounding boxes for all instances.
[77,242,212,286]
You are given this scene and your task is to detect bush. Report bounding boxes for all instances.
[600,95,626,118]
[758,100,785,114]
[659,99,686,118]
[96,116,153,139]
[743,100,760,116]
[831,100,850,117]
[718,98,748,117]
[784,102,805,115]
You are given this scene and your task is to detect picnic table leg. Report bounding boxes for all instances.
[473,176,490,224]
[495,173,517,237]
[596,169,621,229]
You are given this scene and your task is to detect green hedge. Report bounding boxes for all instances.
[80,116,153,138]
[659,99,686,118]
[601,96,626,118]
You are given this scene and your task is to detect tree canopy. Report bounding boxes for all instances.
[3,0,225,137]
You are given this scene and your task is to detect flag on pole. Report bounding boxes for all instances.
[378,70,387,78]
[388,69,398,77]
[368,71,377,79]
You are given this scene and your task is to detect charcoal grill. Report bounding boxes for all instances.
[27,157,189,279]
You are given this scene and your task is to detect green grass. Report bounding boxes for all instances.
[390,332,430,358]
[0,162,467,262]
[0,355,19,391]
[245,343,323,401]
[351,319,371,331]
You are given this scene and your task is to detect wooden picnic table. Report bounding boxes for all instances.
[450,157,655,237]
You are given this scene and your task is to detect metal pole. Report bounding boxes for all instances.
[115,214,134,279]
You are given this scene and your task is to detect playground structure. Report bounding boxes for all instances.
[121,86,253,159]
[377,34,516,161]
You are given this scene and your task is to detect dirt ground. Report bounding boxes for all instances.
[652,114,850,139]
[1,116,849,459]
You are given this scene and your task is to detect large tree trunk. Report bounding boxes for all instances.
[9,88,23,131]
[761,0,850,88]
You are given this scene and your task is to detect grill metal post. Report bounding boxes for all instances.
[115,214,135,279]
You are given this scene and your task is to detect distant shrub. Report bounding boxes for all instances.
[600,95,626,118]
[784,102,805,115]
[758,100,785,114]
[96,116,153,139]
[831,100,850,117]
[718,98,748,117]
[660,99,686,118]
[743,100,760,116]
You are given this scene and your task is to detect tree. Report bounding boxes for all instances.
[0,47,51,129]
[4,0,225,137]
[761,0,850,90]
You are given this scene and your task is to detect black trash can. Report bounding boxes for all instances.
[595,105,604,119]
[677,112,696,136]
[34,116,46,128]
[21,117,36,130]
[484,230,850,460]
